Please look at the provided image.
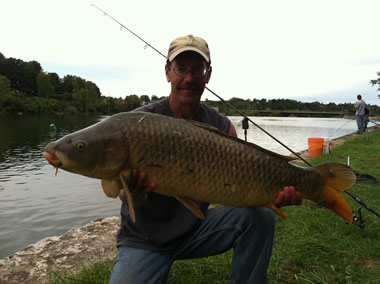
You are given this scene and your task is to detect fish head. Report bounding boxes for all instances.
[43,120,128,179]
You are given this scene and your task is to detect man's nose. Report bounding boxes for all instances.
[183,70,196,82]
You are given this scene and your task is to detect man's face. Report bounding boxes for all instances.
[166,51,211,104]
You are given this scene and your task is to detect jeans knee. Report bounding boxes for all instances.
[234,207,276,234]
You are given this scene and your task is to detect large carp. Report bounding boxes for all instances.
[43,112,356,223]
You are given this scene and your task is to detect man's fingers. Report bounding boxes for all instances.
[274,191,286,207]
[118,170,156,207]
[135,171,148,191]
[275,186,302,207]
[291,191,302,205]
[129,169,139,189]
[146,182,156,193]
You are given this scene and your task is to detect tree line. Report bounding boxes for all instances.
[0,52,379,116]
[203,97,380,117]
[0,52,159,115]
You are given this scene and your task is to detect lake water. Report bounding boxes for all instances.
[0,114,359,259]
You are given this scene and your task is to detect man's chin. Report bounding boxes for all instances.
[180,94,202,104]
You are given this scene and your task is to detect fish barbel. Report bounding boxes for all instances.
[43,112,356,223]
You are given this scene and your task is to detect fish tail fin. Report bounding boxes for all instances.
[312,163,356,223]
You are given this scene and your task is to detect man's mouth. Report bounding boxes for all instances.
[179,86,201,92]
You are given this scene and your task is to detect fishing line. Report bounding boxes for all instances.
[90,4,379,221]
[327,119,353,140]
[369,119,380,126]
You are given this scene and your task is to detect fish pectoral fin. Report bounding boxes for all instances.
[120,174,136,223]
[101,180,121,198]
[266,203,288,220]
[175,196,205,219]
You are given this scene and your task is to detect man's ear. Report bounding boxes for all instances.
[165,64,170,82]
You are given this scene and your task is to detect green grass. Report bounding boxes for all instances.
[51,132,380,284]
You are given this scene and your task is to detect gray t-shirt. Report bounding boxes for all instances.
[356,100,366,116]
[116,98,231,251]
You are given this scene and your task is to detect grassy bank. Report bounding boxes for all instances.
[51,132,380,283]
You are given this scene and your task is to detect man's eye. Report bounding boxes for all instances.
[194,67,206,75]
[177,66,187,73]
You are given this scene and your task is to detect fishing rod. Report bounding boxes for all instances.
[369,119,380,126]
[91,4,310,166]
[90,4,379,223]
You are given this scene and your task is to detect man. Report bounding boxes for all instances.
[110,35,301,284]
[354,94,367,133]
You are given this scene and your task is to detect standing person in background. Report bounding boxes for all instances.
[110,34,302,284]
[354,94,366,133]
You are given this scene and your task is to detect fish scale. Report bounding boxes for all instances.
[121,113,319,204]
[43,111,356,223]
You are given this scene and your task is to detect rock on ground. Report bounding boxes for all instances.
[0,216,120,284]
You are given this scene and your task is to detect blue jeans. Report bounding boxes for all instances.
[110,206,275,284]
[356,114,367,133]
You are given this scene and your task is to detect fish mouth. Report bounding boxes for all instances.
[43,151,63,169]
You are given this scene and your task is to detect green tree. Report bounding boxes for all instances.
[0,57,24,92]
[48,72,61,94]
[140,95,151,105]
[73,88,92,113]
[0,75,11,95]
[37,72,54,98]
[23,60,42,96]
[60,75,74,93]
[123,94,141,110]
[370,71,380,97]
[0,75,12,112]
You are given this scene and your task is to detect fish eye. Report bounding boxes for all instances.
[76,141,86,151]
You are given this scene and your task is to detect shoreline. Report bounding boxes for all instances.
[290,128,375,162]
[0,127,377,283]
[0,217,120,284]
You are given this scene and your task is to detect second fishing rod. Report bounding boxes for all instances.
[91,4,380,222]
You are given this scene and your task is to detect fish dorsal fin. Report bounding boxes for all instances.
[119,173,136,223]
[175,196,205,219]
[186,119,296,162]
[101,180,121,198]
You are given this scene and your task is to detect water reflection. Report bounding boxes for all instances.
[0,114,120,258]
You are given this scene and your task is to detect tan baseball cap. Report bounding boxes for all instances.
[167,35,210,63]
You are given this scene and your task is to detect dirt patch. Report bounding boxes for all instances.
[357,257,380,269]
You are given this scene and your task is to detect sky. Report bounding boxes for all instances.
[1,0,380,105]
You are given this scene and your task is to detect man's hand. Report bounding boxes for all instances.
[274,186,302,208]
[119,169,156,207]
